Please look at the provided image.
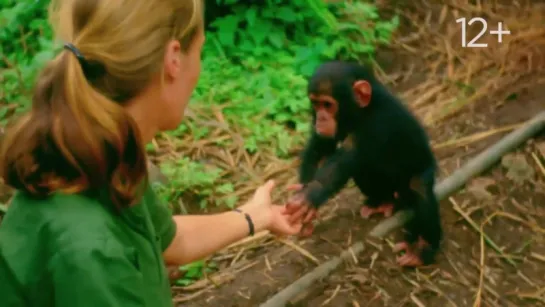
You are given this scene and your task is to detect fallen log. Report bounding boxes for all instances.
[259,111,545,307]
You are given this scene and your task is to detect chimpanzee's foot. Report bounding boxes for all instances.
[360,205,375,218]
[360,203,394,219]
[393,237,429,267]
[376,203,394,217]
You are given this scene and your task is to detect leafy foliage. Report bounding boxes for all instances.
[208,0,399,76]
[174,259,218,286]
[0,0,57,121]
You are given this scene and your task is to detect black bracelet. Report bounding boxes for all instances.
[233,209,255,236]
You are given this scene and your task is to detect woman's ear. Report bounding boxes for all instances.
[352,80,372,108]
[163,39,182,81]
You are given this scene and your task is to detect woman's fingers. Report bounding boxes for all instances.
[288,205,308,224]
[271,205,317,237]
[258,180,276,195]
[286,183,304,191]
[270,206,303,235]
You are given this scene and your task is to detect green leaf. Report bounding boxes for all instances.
[224,195,238,209]
[245,6,258,26]
[216,183,234,194]
[276,7,298,22]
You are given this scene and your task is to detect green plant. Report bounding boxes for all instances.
[207,0,399,76]
[153,157,238,211]
[0,0,58,122]
[173,260,218,286]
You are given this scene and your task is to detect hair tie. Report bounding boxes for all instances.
[63,43,85,61]
[63,42,105,80]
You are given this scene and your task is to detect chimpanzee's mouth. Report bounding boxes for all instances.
[315,123,334,136]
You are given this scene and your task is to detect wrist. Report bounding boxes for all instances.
[237,200,271,234]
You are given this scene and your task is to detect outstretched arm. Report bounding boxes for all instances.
[284,148,355,236]
[162,181,302,265]
[163,205,269,265]
[299,132,337,184]
[303,147,355,208]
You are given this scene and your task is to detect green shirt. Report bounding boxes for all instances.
[0,185,177,307]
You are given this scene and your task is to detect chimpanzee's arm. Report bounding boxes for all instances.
[299,132,337,184]
[303,147,355,208]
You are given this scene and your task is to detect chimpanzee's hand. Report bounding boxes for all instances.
[285,184,318,237]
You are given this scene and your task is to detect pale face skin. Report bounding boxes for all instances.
[126,29,205,143]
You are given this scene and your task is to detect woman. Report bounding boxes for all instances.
[0,0,303,306]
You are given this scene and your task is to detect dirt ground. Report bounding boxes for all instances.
[173,1,545,306]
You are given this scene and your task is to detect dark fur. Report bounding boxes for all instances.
[298,61,442,265]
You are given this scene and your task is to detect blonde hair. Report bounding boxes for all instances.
[0,0,204,208]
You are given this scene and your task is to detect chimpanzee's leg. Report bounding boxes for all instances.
[393,168,442,267]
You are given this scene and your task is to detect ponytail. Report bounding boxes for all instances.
[0,50,148,208]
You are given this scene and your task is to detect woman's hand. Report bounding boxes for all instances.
[239,180,303,236]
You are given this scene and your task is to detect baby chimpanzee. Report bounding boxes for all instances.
[287,61,442,267]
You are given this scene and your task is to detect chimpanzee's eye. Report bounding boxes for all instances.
[323,101,332,109]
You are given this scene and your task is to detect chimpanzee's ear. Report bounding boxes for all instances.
[352,80,372,108]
